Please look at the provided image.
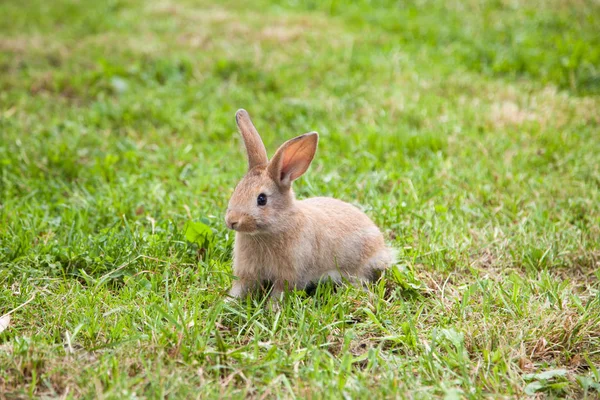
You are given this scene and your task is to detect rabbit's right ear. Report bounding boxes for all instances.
[267,132,318,189]
[235,109,268,170]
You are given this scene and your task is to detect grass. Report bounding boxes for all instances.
[1,0,599,398]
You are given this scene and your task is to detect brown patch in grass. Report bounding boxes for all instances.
[259,25,306,43]
[146,2,343,52]
[146,2,231,23]
[559,250,600,272]
[417,250,600,367]
[456,303,600,384]
[487,86,600,130]
[470,247,510,270]
[469,245,599,294]
[417,267,465,302]
[28,72,85,103]
[518,356,535,372]
[0,36,48,54]
[0,36,70,70]
[177,32,211,49]
[0,342,197,398]
[467,291,598,362]
[489,101,537,128]
[518,308,599,364]
[553,250,600,296]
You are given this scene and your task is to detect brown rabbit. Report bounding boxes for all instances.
[225,109,396,300]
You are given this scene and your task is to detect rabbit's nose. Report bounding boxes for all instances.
[225,214,240,230]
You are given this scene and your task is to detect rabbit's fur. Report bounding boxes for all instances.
[226,109,395,300]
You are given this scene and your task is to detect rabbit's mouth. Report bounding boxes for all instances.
[237,221,269,235]
[226,214,264,234]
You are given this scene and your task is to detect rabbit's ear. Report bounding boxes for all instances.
[268,132,318,188]
[236,109,268,169]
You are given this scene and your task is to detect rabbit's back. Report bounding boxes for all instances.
[295,197,392,284]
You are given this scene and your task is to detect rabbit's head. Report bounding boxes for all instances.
[225,109,318,234]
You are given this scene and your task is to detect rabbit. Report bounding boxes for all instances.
[225,109,396,301]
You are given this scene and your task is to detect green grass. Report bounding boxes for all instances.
[1,0,600,398]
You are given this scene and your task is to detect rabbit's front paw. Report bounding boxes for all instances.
[226,280,251,301]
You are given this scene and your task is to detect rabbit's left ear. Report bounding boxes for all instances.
[236,109,268,170]
[268,132,318,188]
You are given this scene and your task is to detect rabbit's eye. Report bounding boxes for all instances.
[257,193,267,206]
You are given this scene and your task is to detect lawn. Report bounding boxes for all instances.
[1,0,600,398]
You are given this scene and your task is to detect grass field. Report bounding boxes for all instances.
[1,0,600,398]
